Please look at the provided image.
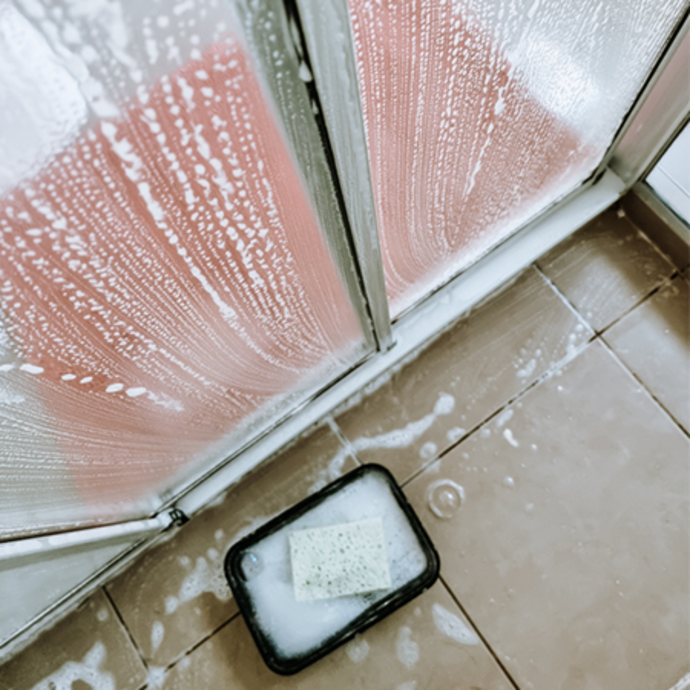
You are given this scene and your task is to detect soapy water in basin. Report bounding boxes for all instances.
[236,470,428,659]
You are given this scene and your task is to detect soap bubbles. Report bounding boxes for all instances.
[426,479,465,519]
[241,552,263,580]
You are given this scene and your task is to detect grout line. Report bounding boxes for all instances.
[401,335,595,488]
[533,239,680,339]
[598,336,689,440]
[133,611,243,690]
[533,262,597,334]
[169,611,242,670]
[326,416,362,466]
[597,271,681,337]
[532,264,686,441]
[438,576,523,690]
[104,584,243,689]
[102,587,149,673]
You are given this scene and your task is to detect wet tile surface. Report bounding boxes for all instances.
[0,590,146,690]
[155,581,513,690]
[106,424,357,668]
[405,342,689,690]
[605,275,690,433]
[336,267,592,484]
[537,207,676,331]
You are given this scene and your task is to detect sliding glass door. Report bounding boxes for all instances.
[314,0,688,315]
[1,0,688,540]
[0,0,373,537]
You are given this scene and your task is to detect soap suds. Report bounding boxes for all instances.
[165,517,272,613]
[151,620,165,651]
[516,358,537,379]
[30,641,114,690]
[396,626,419,670]
[495,408,513,427]
[238,471,428,659]
[308,445,353,494]
[502,429,519,448]
[355,392,455,453]
[669,672,690,690]
[419,441,437,460]
[166,552,231,614]
[446,426,466,443]
[397,682,418,690]
[144,665,167,689]
[179,554,230,602]
[310,392,459,491]
[427,479,465,519]
[431,603,479,645]
[19,363,44,374]
[345,636,370,663]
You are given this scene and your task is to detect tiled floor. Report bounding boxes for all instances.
[1,200,688,690]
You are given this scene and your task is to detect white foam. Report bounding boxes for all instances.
[397,682,418,690]
[395,626,419,669]
[516,358,537,379]
[669,672,690,690]
[433,392,455,415]
[307,445,351,494]
[151,621,165,651]
[419,441,437,460]
[30,641,115,690]
[20,363,44,374]
[495,408,514,428]
[446,427,466,443]
[144,666,167,689]
[344,636,370,663]
[431,603,479,645]
[502,429,519,448]
[178,554,231,605]
[240,471,429,659]
[126,387,147,397]
[352,392,456,453]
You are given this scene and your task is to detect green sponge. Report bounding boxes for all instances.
[289,518,392,601]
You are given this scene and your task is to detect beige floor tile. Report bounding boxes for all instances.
[605,276,690,433]
[0,590,146,690]
[405,342,689,690]
[154,581,513,690]
[537,207,676,331]
[106,424,357,668]
[336,266,592,484]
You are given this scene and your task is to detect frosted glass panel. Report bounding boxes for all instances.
[0,1,367,536]
[348,0,687,314]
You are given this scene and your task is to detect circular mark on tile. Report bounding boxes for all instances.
[427,479,465,519]
[240,552,263,580]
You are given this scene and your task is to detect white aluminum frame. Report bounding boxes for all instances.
[0,513,173,566]
[608,13,690,186]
